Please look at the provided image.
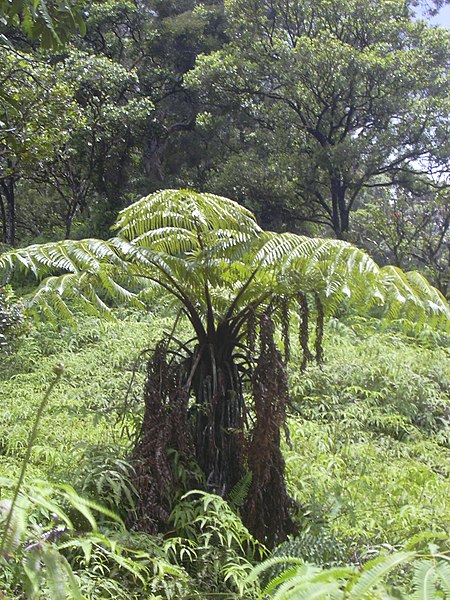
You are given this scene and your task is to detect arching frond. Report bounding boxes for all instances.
[412,559,437,600]
[346,551,414,599]
[405,271,450,325]
[0,239,125,282]
[380,266,450,329]
[435,561,450,595]
[114,189,261,244]
[1,190,448,333]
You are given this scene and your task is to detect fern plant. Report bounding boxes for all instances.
[244,547,450,599]
[76,445,139,519]
[1,189,449,547]
[166,490,264,597]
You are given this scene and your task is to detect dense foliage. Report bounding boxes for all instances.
[0,286,26,355]
[0,312,449,597]
[1,188,448,548]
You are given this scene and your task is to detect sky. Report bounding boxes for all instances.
[421,4,450,27]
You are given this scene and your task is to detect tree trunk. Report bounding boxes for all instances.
[0,190,7,244]
[330,177,349,239]
[65,209,74,239]
[0,177,15,246]
[65,190,83,239]
[133,316,295,548]
[191,343,246,497]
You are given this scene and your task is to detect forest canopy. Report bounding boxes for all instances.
[0,0,449,296]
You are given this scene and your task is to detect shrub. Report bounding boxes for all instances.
[0,286,26,356]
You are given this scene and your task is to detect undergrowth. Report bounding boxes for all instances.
[1,311,449,597]
[0,310,175,481]
[286,317,450,554]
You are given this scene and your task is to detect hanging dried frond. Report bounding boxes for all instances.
[244,313,295,547]
[281,296,291,363]
[298,293,314,370]
[132,343,193,533]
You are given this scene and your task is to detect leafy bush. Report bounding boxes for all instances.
[76,445,139,520]
[0,478,189,599]
[0,286,27,357]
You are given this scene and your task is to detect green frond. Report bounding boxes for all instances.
[255,560,352,600]
[228,471,252,508]
[253,232,322,267]
[346,551,414,599]
[23,272,114,322]
[57,483,125,530]
[379,266,450,329]
[95,269,145,310]
[114,189,261,242]
[405,271,450,327]
[273,578,343,600]
[435,561,450,595]
[34,284,75,324]
[84,289,115,319]
[253,233,381,305]
[0,239,121,282]
[131,226,199,253]
[1,190,449,332]
[0,496,28,555]
[264,564,314,597]
[242,555,306,588]
[412,559,438,600]
[41,548,72,600]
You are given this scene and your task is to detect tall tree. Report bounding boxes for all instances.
[31,50,154,238]
[0,0,85,48]
[80,0,227,192]
[352,186,450,296]
[0,51,80,245]
[187,0,450,237]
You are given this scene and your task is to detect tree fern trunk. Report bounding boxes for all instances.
[192,343,246,497]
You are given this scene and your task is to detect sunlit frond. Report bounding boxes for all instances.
[114,189,261,243]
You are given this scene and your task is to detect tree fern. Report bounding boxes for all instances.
[1,189,449,548]
[1,190,448,333]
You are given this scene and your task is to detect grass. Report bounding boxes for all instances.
[0,310,174,481]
